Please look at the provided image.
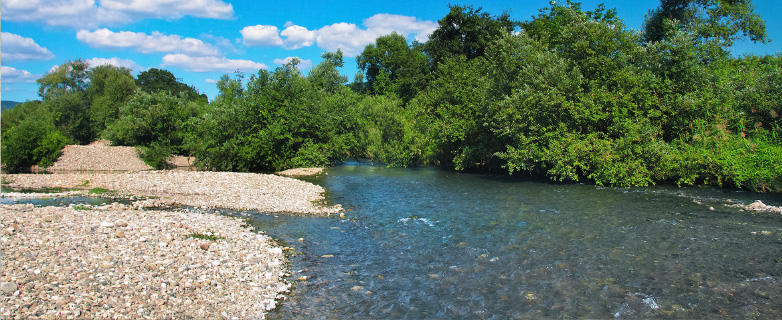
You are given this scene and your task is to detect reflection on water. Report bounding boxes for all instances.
[257,161,782,319]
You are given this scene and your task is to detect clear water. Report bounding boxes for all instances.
[250,161,782,319]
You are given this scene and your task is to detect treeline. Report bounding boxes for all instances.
[2,1,780,192]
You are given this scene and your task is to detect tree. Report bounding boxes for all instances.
[309,50,348,93]
[37,59,90,100]
[136,68,205,101]
[357,32,429,102]
[424,5,516,67]
[1,101,67,171]
[87,64,137,137]
[643,0,767,48]
[37,60,92,144]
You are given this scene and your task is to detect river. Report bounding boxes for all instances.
[253,161,782,319]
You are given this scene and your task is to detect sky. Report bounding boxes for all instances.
[2,0,781,102]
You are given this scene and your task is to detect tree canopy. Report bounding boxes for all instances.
[643,0,768,49]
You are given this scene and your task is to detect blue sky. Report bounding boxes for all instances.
[2,0,781,102]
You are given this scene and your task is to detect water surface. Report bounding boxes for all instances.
[252,161,782,319]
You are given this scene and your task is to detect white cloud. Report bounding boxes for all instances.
[315,22,378,57]
[241,25,283,47]
[1,32,55,61]
[77,29,220,56]
[1,0,233,29]
[205,78,218,84]
[363,14,437,43]
[85,57,143,72]
[281,25,316,50]
[273,57,313,70]
[311,14,438,57]
[100,0,233,20]
[162,54,268,72]
[1,66,41,83]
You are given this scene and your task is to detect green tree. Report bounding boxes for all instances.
[357,32,429,102]
[37,60,92,144]
[1,102,67,171]
[643,0,767,48]
[136,68,206,102]
[309,50,348,93]
[87,64,137,137]
[424,5,516,66]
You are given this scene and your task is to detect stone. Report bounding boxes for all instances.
[1,282,18,295]
[115,231,125,238]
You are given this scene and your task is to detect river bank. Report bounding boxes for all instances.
[1,170,341,319]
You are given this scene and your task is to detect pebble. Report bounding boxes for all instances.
[1,282,18,295]
[0,203,293,319]
[5,171,343,214]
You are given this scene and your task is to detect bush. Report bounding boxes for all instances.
[1,103,66,172]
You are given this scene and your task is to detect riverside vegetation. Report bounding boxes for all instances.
[2,0,780,192]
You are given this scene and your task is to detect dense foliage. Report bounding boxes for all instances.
[3,1,780,192]
[2,60,207,170]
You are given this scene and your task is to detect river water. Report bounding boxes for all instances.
[252,161,782,319]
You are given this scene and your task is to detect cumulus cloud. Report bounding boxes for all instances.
[162,54,268,73]
[273,57,313,70]
[241,14,437,57]
[85,57,143,72]
[77,29,220,56]
[1,0,233,29]
[1,32,56,61]
[281,25,316,50]
[315,22,379,57]
[315,14,437,56]
[1,66,41,83]
[363,13,437,43]
[241,25,283,47]
[100,0,233,20]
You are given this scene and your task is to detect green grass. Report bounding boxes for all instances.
[73,205,91,210]
[187,232,223,241]
[88,187,112,194]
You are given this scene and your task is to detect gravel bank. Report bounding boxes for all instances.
[275,168,324,177]
[1,203,290,319]
[3,171,342,214]
[47,140,153,172]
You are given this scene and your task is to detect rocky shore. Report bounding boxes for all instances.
[2,170,342,319]
[3,171,342,214]
[1,202,290,319]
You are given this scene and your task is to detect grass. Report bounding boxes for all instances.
[73,205,91,210]
[187,232,224,241]
[88,187,112,194]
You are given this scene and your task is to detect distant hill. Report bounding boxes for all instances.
[1,100,20,111]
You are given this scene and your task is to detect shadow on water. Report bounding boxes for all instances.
[257,161,782,319]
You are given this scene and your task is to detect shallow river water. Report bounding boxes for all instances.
[253,161,782,319]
